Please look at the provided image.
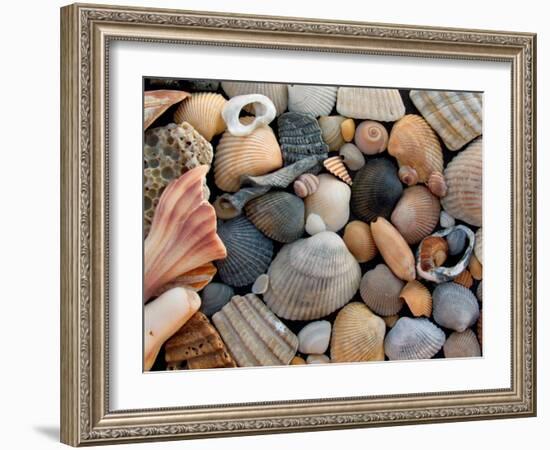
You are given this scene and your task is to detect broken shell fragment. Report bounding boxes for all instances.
[221,81,288,116]
[221,94,276,136]
[144,90,190,129]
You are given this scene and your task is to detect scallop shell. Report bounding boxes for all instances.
[388,114,444,184]
[305,174,351,232]
[200,282,234,316]
[173,92,227,141]
[318,115,346,151]
[212,294,299,366]
[453,269,473,289]
[399,280,432,317]
[441,139,483,226]
[221,94,276,136]
[419,236,448,272]
[443,329,481,358]
[298,321,332,354]
[336,87,405,121]
[350,158,403,222]
[410,90,482,151]
[475,228,483,265]
[288,85,338,117]
[278,112,329,165]
[354,120,389,155]
[215,216,274,287]
[264,231,361,320]
[370,217,416,281]
[305,213,326,235]
[331,303,386,362]
[390,186,440,244]
[341,119,356,142]
[384,317,445,360]
[432,282,480,332]
[244,191,305,243]
[359,264,404,316]
[221,81,288,116]
[144,90,190,129]
[339,143,365,171]
[293,173,320,198]
[343,220,377,263]
[214,120,283,192]
[323,156,352,185]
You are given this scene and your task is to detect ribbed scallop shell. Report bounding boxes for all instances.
[469,254,483,280]
[330,303,386,362]
[384,317,445,360]
[215,216,274,287]
[441,139,483,226]
[278,112,329,165]
[400,280,432,317]
[390,186,440,244]
[293,173,320,198]
[354,120,389,155]
[360,264,404,316]
[305,174,351,232]
[173,92,227,141]
[221,81,288,116]
[343,220,377,263]
[288,85,338,117]
[212,294,299,366]
[244,191,305,243]
[410,90,482,151]
[432,282,480,332]
[318,115,346,151]
[214,121,283,192]
[336,87,405,121]
[323,156,352,185]
[388,114,444,183]
[475,227,483,264]
[264,231,362,320]
[144,90,190,129]
[443,329,481,358]
[350,158,403,222]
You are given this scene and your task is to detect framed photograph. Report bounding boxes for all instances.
[60,3,537,446]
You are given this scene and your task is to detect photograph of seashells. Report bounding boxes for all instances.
[143,79,483,372]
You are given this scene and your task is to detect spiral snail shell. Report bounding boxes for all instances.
[354,120,389,155]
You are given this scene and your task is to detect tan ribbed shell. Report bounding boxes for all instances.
[399,280,432,317]
[173,92,227,141]
[336,88,405,121]
[443,329,481,358]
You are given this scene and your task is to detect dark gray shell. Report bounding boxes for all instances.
[216,216,274,287]
[200,282,234,316]
[351,158,403,222]
[476,281,483,302]
[447,228,467,255]
[384,317,445,360]
[432,282,480,332]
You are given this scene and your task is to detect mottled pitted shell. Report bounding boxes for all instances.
[432,282,480,332]
[200,282,234,316]
[390,186,440,244]
[305,174,351,232]
[475,228,483,265]
[298,321,332,354]
[278,112,329,165]
[323,156,352,185]
[221,81,288,116]
[173,92,227,141]
[360,264,404,316]
[293,174,320,198]
[336,87,405,121]
[384,317,445,360]
[144,90,190,129]
[410,90,482,151]
[331,303,386,362]
[288,85,337,117]
[388,114,444,183]
[212,294,299,366]
[318,115,346,151]
[221,94,276,136]
[441,139,483,226]
[341,119,356,142]
[216,216,274,287]
[443,329,481,358]
[350,158,403,222]
[339,143,365,171]
[264,231,361,320]
[343,221,377,263]
[354,120,389,155]
[399,280,432,317]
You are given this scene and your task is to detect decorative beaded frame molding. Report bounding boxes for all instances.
[60,3,536,446]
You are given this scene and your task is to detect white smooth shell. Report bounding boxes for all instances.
[305,174,351,232]
[221,94,276,136]
[298,321,332,354]
[305,213,326,235]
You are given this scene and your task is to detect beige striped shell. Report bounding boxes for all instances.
[441,138,483,226]
[318,115,346,151]
[173,92,227,141]
[221,81,288,116]
[323,156,352,185]
[443,329,481,358]
[360,264,404,316]
[343,221,377,263]
[288,85,337,117]
[336,87,405,121]
[399,280,432,317]
[475,227,483,264]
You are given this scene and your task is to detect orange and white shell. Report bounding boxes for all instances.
[323,156,352,185]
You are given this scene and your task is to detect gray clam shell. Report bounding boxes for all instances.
[384,317,445,360]
[432,282,480,332]
[200,282,234,316]
[359,264,404,316]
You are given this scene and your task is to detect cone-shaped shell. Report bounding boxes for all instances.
[351,158,403,222]
[354,120,389,155]
[410,90,482,151]
[215,216,274,287]
[214,120,283,192]
[336,87,405,121]
[200,282,234,316]
[288,85,337,117]
[318,115,346,151]
[443,329,481,358]
[400,280,432,317]
[343,220,377,263]
[388,114,444,183]
[384,317,445,360]
[475,228,483,265]
[221,81,288,116]
[390,186,440,244]
[212,294,299,366]
[264,231,361,320]
[244,191,305,243]
[371,217,416,281]
[144,90,190,129]
[441,139,483,226]
[323,156,352,185]
[360,264,404,316]
[331,303,386,362]
[173,92,227,141]
[144,166,227,301]
[278,112,329,165]
[433,282,480,332]
[305,174,350,232]
[293,173,320,198]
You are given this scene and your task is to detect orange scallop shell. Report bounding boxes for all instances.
[400,280,432,317]
[174,92,227,141]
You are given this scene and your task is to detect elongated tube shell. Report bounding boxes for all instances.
[174,92,227,141]
[336,87,405,121]
[360,264,404,316]
[384,317,445,360]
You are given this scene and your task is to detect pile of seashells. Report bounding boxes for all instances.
[143,79,483,371]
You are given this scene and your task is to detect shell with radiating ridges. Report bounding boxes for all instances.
[278,112,329,166]
[453,269,474,289]
[400,280,432,317]
[221,81,288,116]
[433,282,480,332]
[244,191,305,243]
[318,115,346,151]
[288,85,338,117]
[475,228,483,265]
[331,303,386,362]
[144,90,190,129]
[360,264,404,316]
[153,262,217,296]
[443,329,481,358]
[441,139,483,226]
[354,120,389,155]
[323,156,352,185]
[384,317,445,360]
[215,216,274,287]
[264,231,361,320]
[212,294,298,366]
[343,220,377,263]
[336,87,405,121]
[173,92,227,141]
[305,174,351,232]
[410,90,482,151]
[200,282,235,316]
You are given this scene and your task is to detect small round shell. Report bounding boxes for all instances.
[440,211,455,228]
[298,321,331,355]
[305,174,351,232]
[293,174,320,198]
[305,213,326,236]
[340,118,356,142]
[200,283,234,316]
[354,120,389,155]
